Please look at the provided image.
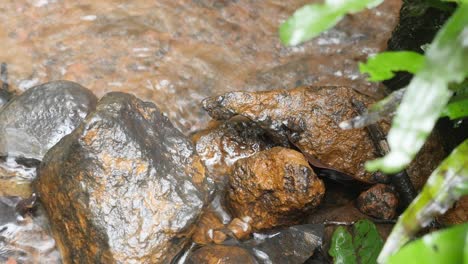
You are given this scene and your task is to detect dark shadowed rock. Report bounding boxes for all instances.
[227,147,325,231]
[34,92,213,263]
[0,62,13,108]
[0,81,97,160]
[186,245,258,264]
[244,224,324,264]
[406,132,446,190]
[192,117,275,182]
[203,86,378,183]
[356,184,398,220]
[307,202,394,256]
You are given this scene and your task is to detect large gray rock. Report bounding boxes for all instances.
[0,80,97,160]
[34,92,213,263]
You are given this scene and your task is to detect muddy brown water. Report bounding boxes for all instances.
[0,0,400,134]
[0,0,402,263]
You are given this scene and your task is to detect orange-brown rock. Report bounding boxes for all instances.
[203,86,447,189]
[356,184,398,220]
[227,147,325,231]
[212,230,227,244]
[203,86,378,183]
[192,117,275,181]
[186,245,257,264]
[227,217,252,240]
[34,92,213,263]
[192,210,225,245]
[437,195,468,225]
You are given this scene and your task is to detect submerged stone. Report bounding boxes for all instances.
[187,245,258,264]
[244,224,324,264]
[34,92,213,263]
[192,210,225,245]
[0,196,61,263]
[192,117,275,182]
[203,86,378,183]
[0,81,97,160]
[227,217,252,240]
[227,147,325,231]
[0,1,401,134]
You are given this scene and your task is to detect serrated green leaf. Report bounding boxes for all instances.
[359,51,425,81]
[354,220,384,264]
[279,0,383,46]
[366,4,468,173]
[387,224,468,264]
[329,227,357,264]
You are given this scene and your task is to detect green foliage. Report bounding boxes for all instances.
[279,2,468,263]
[378,139,468,262]
[442,0,468,3]
[366,4,468,173]
[442,96,468,119]
[329,227,356,264]
[359,51,425,81]
[329,220,383,264]
[387,223,468,264]
[279,0,383,46]
[442,85,468,119]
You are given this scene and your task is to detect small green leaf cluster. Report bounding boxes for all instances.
[329,220,384,264]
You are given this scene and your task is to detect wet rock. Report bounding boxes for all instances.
[192,210,225,245]
[406,132,446,190]
[244,224,324,264]
[203,86,378,183]
[212,230,228,244]
[0,63,13,108]
[227,147,325,231]
[356,184,398,220]
[437,195,468,225]
[227,217,252,240]
[34,92,213,263]
[0,196,61,263]
[0,80,97,160]
[308,202,374,226]
[186,245,258,264]
[192,117,275,182]
[0,157,36,197]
